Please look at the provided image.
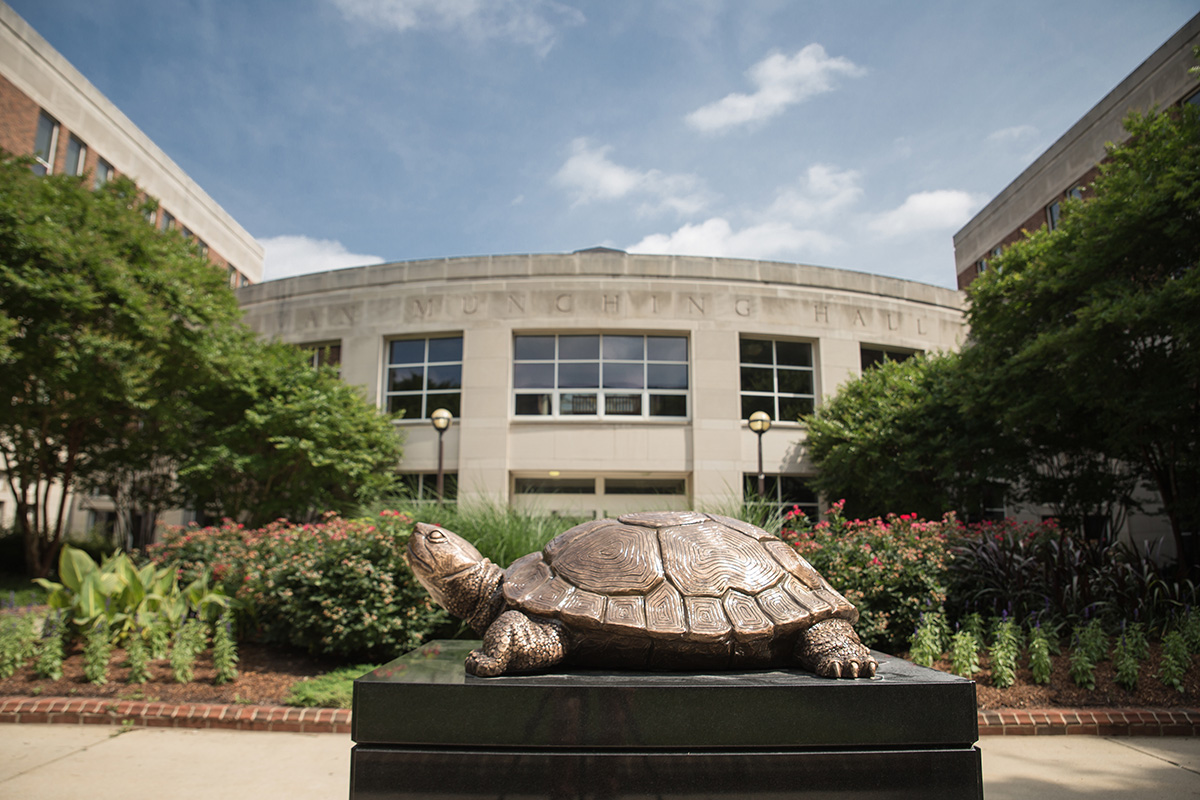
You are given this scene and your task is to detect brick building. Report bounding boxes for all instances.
[953,12,1200,289]
[0,1,263,287]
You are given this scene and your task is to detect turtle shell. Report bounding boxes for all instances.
[501,511,857,647]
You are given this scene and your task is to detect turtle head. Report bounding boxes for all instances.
[408,522,491,617]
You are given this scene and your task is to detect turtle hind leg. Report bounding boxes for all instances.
[466,611,569,677]
[795,618,878,679]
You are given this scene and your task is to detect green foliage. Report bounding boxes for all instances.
[380,500,589,568]
[966,101,1200,566]
[169,619,205,684]
[284,664,378,709]
[949,629,980,678]
[0,155,244,576]
[148,618,171,661]
[149,513,449,661]
[177,338,405,527]
[34,544,233,639]
[959,612,987,650]
[125,632,150,685]
[1181,608,1200,653]
[1113,636,1140,691]
[83,618,112,685]
[1075,619,1110,664]
[0,613,38,678]
[988,616,1020,689]
[802,353,1004,520]
[1028,627,1053,685]
[908,613,946,668]
[212,612,238,685]
[1068,635,1096,690]
[1158,630,1191,693]
[781,502,952,651]
[947,520,1196,635]
[1123,621,1150,662]
[34,613,65,681]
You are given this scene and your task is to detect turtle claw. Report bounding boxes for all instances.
[796,618,877,679]
[465,650,506,677]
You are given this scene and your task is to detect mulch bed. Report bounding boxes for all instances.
[2,639,1198,711]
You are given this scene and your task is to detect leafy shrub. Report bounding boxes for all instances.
[947,519,1197,634]
[989,615,1020,689]
[1159,630,1190,692]
[150,513,449,662]
[1028,627,1053,685]
[908,613,946,667]
[781,501,952,651]
[1113,636,1140,691]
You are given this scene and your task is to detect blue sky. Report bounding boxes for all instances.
[11,1,1199,287]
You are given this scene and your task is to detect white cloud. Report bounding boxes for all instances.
[868,190,982,237]
[768,164,862,221]
[329,0,584,53]
[627,217,837,261]
[686,44,865,133]
[260,235,386,281]
[987,124,1038,143]
[553,138,713,216]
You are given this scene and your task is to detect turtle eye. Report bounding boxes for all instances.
[428,529,446,541]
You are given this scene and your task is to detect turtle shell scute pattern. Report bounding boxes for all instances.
[503,512,857,641]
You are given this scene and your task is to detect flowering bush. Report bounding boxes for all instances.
[780,500,953,652]
[148,512,449,661]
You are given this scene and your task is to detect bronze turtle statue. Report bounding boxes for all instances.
[407,510,877,678]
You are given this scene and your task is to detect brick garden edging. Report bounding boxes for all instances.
[2,696,1199,736]
[0,696,350,734]
[977,707,1200,736]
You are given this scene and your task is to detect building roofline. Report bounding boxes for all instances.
[239,251,965,311]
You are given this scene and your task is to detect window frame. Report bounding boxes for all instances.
[384,334,464,423]
[744,473,819,517]
[738,337,816,424]
[33,111,59,175]
[95,158,115,189]
[64,134,87,176]
[512,332,690,421]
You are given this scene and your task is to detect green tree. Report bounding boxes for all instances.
[966,101,1200,568]
[176,335,405,527]
[0,155,241,576]
[802,353,1005,519]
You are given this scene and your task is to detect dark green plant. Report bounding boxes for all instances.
[1076,618,1109,664]
[949,629,980,679]
[1158,630,1190,693]
[169,619,205,684]
[33,613,65,681]
[83,618,112,685]
[126,632,150,684]
[1068,634,1096,690]
[148,617,171,661]
[960,611,987,650]
[908,613,946,668]
[988,616,1020,689]
[1028,626,1053,685]
[212,613,238,685]
[1181,608,1200,653]
[1123,620,1150,662]
[1113,635,1140,691]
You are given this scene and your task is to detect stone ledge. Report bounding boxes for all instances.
[2,696,1197,737]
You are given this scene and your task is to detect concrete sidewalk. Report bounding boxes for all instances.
[3,725,1200,799]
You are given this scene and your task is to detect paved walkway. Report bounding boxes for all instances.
[3,724,1200,799]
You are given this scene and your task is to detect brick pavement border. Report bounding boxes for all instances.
[2,697,1199,736]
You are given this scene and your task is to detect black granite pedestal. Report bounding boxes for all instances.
[351,640,982,799]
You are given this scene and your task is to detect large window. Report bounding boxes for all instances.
[385,336,462,420]
[64,135,87,176]
[739,338,814,422]
[94,158,114,188]
[33,111,59,175]
[860,345,920,372]
[513,334,688,419]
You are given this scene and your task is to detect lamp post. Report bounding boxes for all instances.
[430,408,453,502]
[748,411,772,499]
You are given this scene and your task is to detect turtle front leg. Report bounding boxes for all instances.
[795,618,877,678]
[466,611,569,677]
